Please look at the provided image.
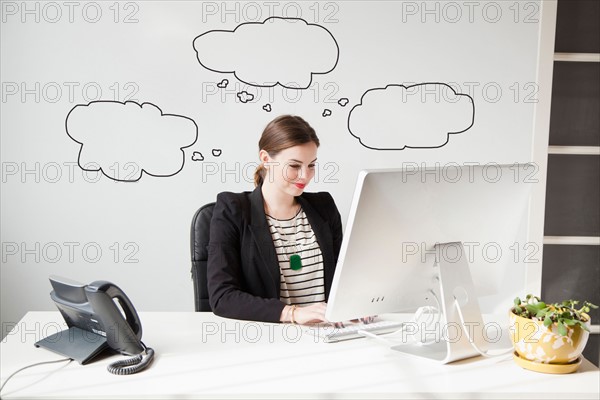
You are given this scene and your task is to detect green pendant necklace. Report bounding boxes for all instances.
[270,206,304,271]
[289,254,303,271]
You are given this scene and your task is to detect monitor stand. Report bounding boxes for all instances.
[390,242,487,363]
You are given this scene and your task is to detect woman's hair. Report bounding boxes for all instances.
[254,115,320,187]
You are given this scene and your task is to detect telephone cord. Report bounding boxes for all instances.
[0,358,73,394]
[107,342,155,375]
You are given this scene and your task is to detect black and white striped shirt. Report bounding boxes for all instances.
[266,208,325,305]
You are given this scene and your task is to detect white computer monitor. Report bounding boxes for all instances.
[325,163,535,363]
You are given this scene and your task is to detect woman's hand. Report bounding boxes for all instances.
[332,315,378,329]
[280,303,377,326]
[281,303,328,325]
[357,315,377,324]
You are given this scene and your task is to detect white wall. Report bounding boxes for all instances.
[1,1,549,334]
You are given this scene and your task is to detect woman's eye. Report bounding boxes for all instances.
[308,164,316,169]
[289,164,301,169]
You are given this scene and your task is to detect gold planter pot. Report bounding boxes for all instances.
[508,310,590,373]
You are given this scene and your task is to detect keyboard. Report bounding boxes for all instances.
[307,320,405,343]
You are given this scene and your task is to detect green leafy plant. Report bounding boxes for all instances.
[512,294,598,336]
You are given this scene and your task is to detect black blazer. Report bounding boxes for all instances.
[207,186,343,322]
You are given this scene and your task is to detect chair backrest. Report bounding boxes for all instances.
[190,202,215,311]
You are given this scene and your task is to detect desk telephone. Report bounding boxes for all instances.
[35,276,154,375]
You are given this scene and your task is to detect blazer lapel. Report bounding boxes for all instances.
[248,186,280,293]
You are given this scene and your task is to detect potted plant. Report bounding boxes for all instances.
[509,294,597,374]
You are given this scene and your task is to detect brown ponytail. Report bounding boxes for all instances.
[254,163,267,187]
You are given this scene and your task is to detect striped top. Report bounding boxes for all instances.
[266,208,325,305]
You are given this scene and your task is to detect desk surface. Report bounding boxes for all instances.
[1,312,598,399]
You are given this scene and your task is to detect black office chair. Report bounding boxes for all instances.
[190,202,215,311]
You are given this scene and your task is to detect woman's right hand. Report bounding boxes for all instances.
[281,303,328,325]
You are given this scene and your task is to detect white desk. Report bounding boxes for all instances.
[1,312,598,399]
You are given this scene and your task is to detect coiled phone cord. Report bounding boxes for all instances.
[107,342,155,375]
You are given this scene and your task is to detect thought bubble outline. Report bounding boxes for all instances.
[347,82,475,150]
[192,16,340,90]
[237,91,254,103]
[65,100,198,182]
[338,98,349,107]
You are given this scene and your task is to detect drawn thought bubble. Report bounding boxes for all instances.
[193,17,339,89]
[348,83,475,150]
[237,91,254,103]
[66,101,198,182]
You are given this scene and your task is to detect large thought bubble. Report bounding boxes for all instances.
[193,17,339,89]
[348,83,475,150]
[66,101,198,182]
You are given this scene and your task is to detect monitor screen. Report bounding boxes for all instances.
[326,163,535,323]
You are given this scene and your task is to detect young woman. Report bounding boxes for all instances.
[207,115,343,325]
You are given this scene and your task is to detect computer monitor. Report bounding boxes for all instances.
[325,163,535,363]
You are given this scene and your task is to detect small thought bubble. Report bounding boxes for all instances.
[322,109,332,117]
[192,152,204,161]
[237,91,254,103]
[217,79,229,88]
[212,149,222,157]
[338,98,349,107]
[263,104,272,112]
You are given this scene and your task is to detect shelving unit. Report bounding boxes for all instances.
[542,0,600,366]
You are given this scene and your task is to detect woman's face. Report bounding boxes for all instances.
[260,142,318,197]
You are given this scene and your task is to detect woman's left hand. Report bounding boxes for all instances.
[332,315,377,329]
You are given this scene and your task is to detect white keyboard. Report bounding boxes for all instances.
[307,320,405,343]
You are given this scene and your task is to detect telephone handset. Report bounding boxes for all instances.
[35,276,154,375]
[85,280,144,355]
